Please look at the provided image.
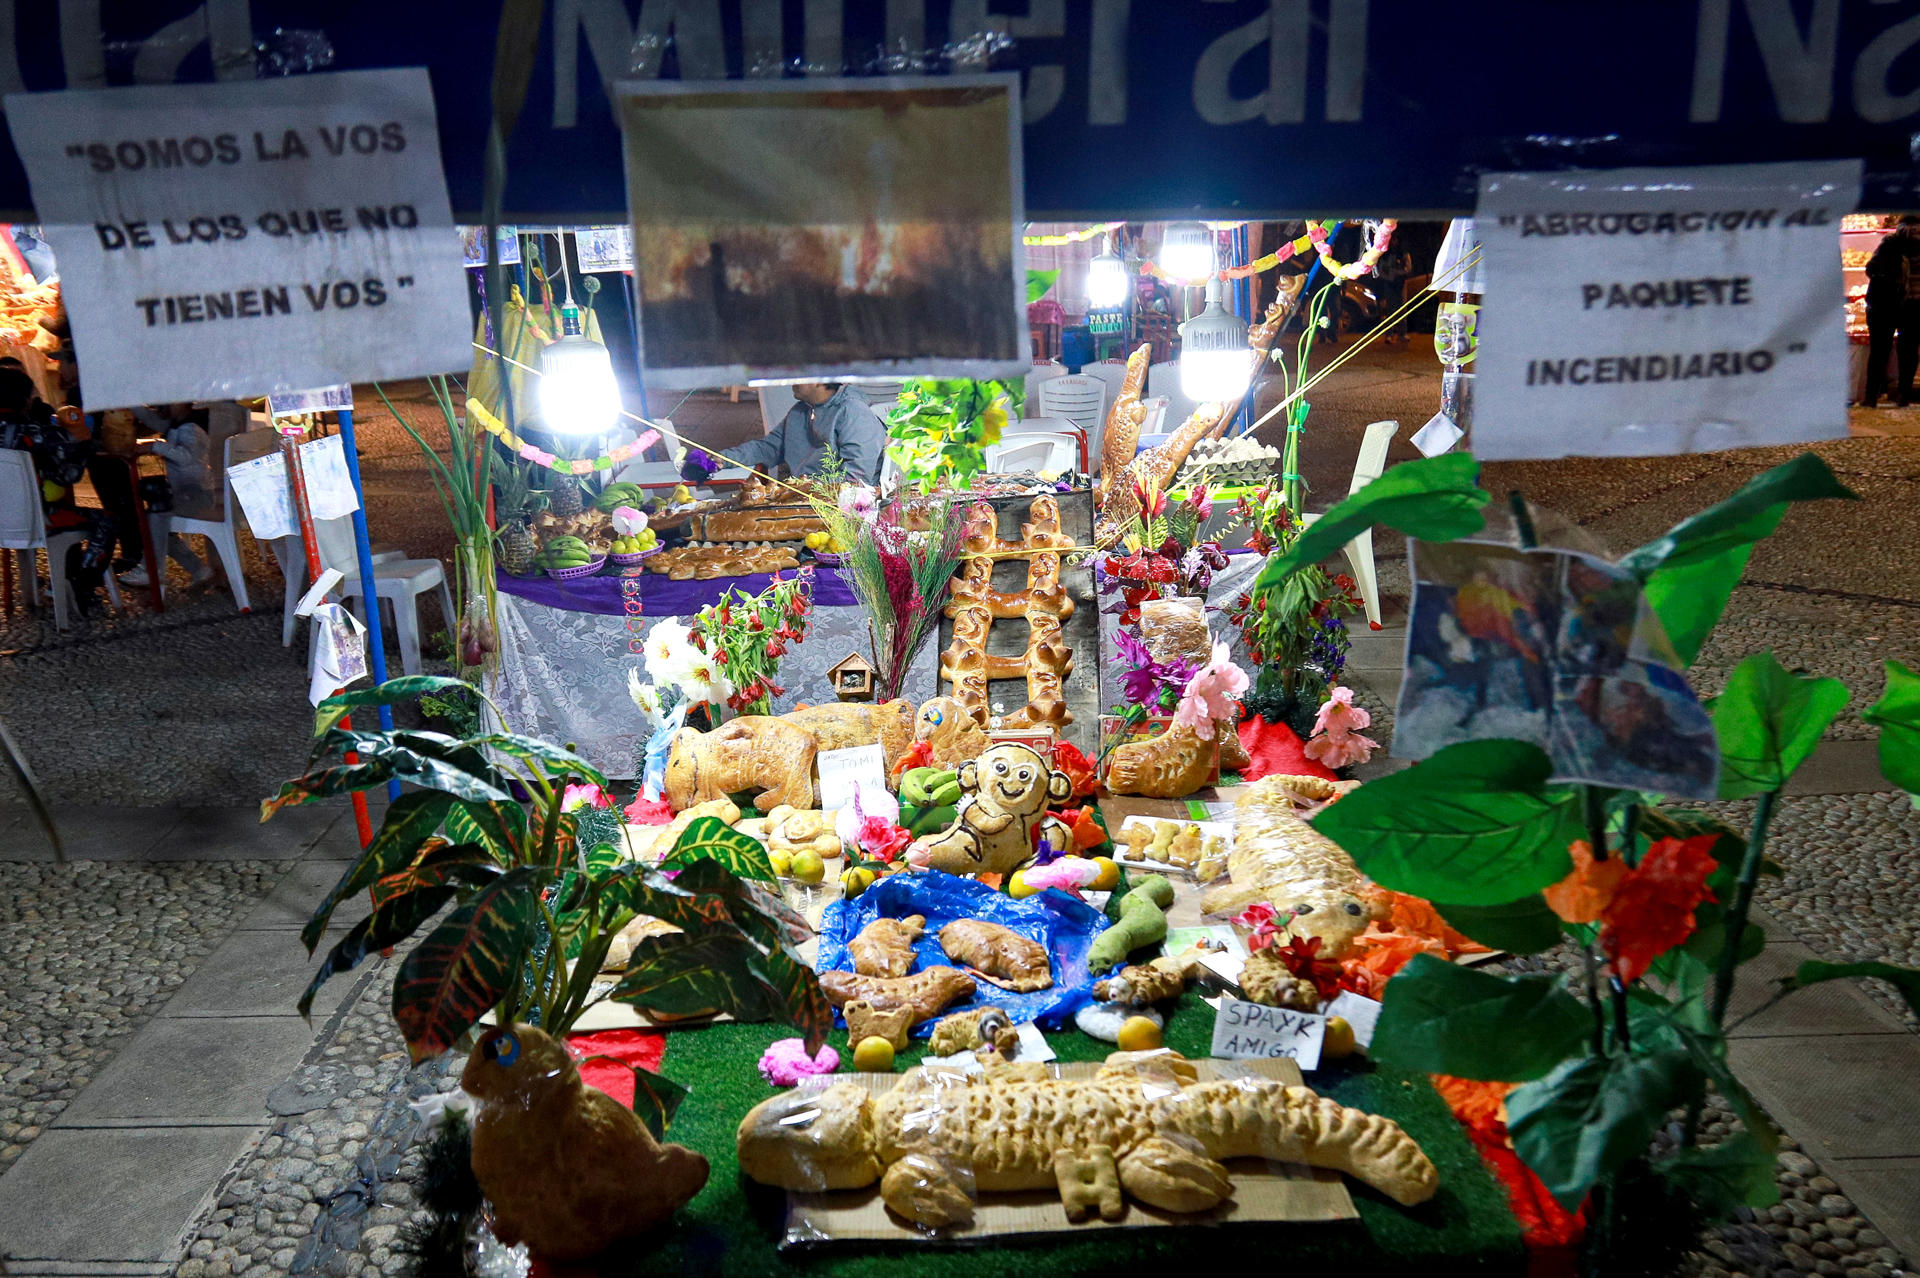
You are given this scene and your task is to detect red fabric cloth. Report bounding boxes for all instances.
[1236,717,1340,783]
[567,1028,669,1108]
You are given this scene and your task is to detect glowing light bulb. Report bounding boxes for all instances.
[538,306,621,435]
[1179,279,1251,404]
[1086,235,1128,309]
[1159,221,1215,281]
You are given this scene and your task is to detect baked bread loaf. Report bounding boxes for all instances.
[939,496,1078,729]
[938,919,1052,992]
[1198,775,1376,956]
[1104,719,1219,799]
[849,914,927,979]
[1095,345,1151,503]
[820,966,978,1023]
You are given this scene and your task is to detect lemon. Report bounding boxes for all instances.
[1115,1016,1162,1052]
[1322,1016,1356,1060]
[841,866,876,898]
[1088,856,1120,892]
[852,1035,896,1072]
[767,849,793,877]
[1006,869,1039,899]
[790,849,826,884]
[804,531,829,551]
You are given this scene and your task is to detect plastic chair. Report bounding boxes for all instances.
[148,432,252,611]
[757,385,797,437]
[271,528,408,648]
[1078,361,1127,409]
[0,449,120,630]
[858,381,906,418]
[1301,420,1398,627]
[1036,373,1106,434]
[985,431,1077,475]
[1023,364,1065,415]
[1148,361,1201,434]
[309,516,453,676]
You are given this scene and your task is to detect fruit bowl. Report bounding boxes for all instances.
[609,546,663,566]
[810,549,846,566]
[547,555,608,581]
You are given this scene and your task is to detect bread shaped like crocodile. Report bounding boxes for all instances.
[1198,774,1380,956]
[736,1050,1437,1226]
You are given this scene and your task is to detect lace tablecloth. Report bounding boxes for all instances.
[488,590,937,779]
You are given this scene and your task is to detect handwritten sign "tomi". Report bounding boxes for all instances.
[1211,997,1325,1071]
[6,68,469,409]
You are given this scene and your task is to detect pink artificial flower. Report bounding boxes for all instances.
[562,783,610,813]
[1174,641,1250,740]
[834,784,908,862]
[1235,902,1282,952]
[1303,685,1380,768]
[1022,857,1101,895]
[758,1038,841,1086]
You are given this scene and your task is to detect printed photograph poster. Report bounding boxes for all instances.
[1395,540,1719,800]
[612,75,1028,389]
[461,225,520,267]
[575,225,633,273]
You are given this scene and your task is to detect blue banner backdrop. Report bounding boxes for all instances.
[0,0,1913,218]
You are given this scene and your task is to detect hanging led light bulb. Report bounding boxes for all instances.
[1158,221,1215,281]
[1085,233,1128,309]
[1179,277,1251,404]
[539,304,621,435]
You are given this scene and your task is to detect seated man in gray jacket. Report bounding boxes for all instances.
[694,382,885,485]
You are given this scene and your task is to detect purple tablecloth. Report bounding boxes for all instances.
[497,562,858,616]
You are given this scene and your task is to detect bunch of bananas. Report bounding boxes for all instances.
[593,481,647,513]
[540,535,596,570]
[896,767,962,836]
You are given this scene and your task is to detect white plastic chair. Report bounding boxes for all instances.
[271,528,408,648]
[0,449,120,630]
[148,432,252,611]
[757,386,797,437]
[1147,361,1202,435]
[1301,420,1398,627]
[1078,361,1128,408]
[308,516,453,676]
[858,381,906,418]
[1138,396,1169,440]
[1036,372,1106,433]
[1022,364,1065,415]
[985,431,1077,476]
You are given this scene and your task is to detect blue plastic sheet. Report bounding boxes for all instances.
[817,870,1111,1036]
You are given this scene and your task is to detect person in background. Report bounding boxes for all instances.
[0,367,115,613]
[1373,241,1414,346]
[1863,215,1920,408]
[688,382,885,485]
[118,402,213,589]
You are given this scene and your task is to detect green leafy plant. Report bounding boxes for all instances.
[265,675,831,1065]
[883,378,1025,492]
[1281,452,1920,1273]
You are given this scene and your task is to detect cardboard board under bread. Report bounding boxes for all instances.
[779,1057,1356,1247]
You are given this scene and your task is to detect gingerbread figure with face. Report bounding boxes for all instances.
[907,742,1072,877]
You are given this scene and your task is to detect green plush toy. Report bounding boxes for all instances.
[1087,874,1174,973]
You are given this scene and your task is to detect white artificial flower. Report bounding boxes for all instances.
[675,650,735,707]
[642,620,697,686]
[628,669,664,720]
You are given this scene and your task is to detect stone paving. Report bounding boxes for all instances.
[0,359,1916,1274]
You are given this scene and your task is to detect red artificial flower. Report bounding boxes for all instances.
[715,650,728,665]
[1275,933,1345,1002]
[1051,741,1097,798]
[749,613,765,631]
[1598,835,1721,983]
[891,739,934,778]
[1235,902,1281,951]
[719,604,732,626]
[765,639,782,659]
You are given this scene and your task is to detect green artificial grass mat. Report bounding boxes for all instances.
[615,999,1525,1278]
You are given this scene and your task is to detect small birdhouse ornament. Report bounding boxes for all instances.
[828,652,876,702]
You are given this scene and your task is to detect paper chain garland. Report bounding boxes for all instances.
[468,395,661,474]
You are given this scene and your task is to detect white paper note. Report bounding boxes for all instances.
[6,68,471,408]
[1211,997,1325,1071]
[816,744,887,812]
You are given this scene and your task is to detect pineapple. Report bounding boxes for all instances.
[494,462,544,577]
[547,473,584,518]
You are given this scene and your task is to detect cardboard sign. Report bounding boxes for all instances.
[1211,997,1325,1071]
[816,744,887,813]
[1473,160,1859,460]
[6,68,470,409]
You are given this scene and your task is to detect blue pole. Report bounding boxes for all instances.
[1233,225,1253,435]
[334,407,400,802]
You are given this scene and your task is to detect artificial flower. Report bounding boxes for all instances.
[1273,934,1345,1002]
[1303,727,1379,768]
[834,784,909,863]
[1051,741,1097,798]
[1186,482,1214,520]
[677,653,735,707]
[1131,474,1168,518]
[627,668,665,720]
[1022,856,1101,894]
[561,782,611,813]
[1174,641,1250,739]
[978,397,1009,448]
[837,484,878,521]
[758,1038,840,1087]
[1303,684,1380,768]
[1235,902,1282,951]
[610,505,648,536]
[1542,840,1630,925]
[622,794,674,825]
[642,620,698,688]
[1599,834,1720,983]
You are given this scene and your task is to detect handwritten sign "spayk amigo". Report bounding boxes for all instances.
[1473,160,1860,462]
[1211,997,1325,1071]
[6,68,469,409]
